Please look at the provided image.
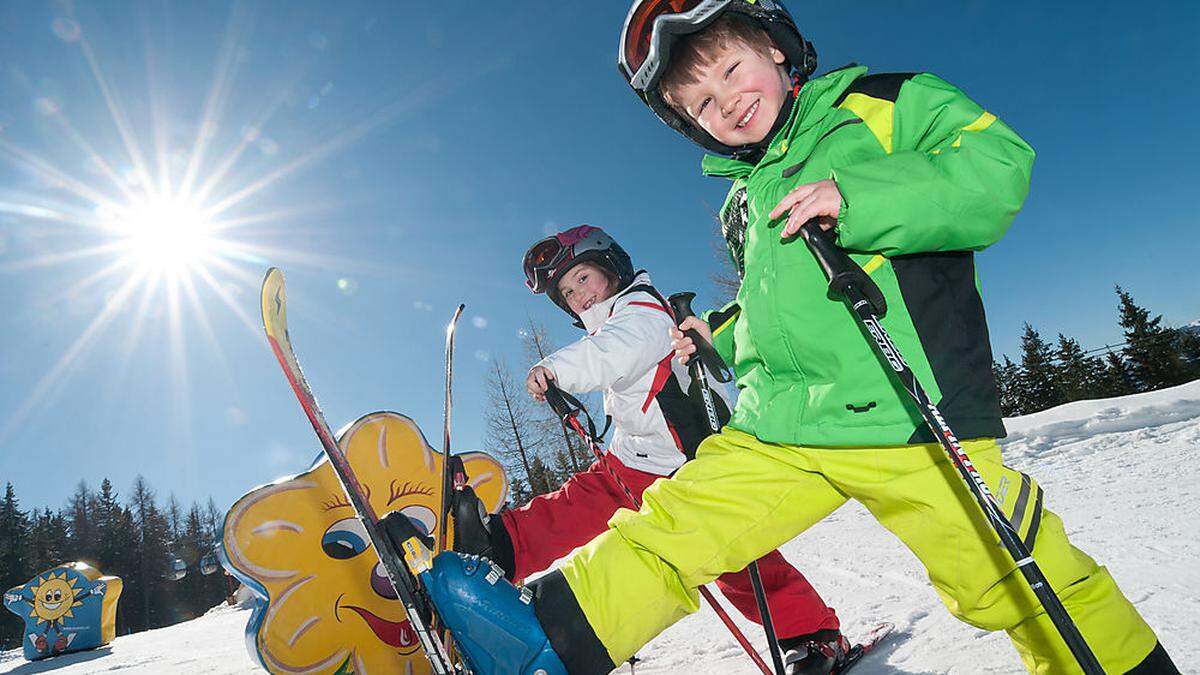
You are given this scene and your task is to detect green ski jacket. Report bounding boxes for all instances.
[702,66,1034,446]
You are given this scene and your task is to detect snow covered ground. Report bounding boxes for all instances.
[4,382,1198,674]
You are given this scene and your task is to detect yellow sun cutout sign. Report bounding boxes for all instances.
[28,572,84,625]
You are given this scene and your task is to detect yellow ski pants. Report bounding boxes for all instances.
[559,428,1158,674]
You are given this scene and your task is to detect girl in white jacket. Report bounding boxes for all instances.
[455,225,847,670]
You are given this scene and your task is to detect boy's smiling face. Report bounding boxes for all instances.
[669,41,790,148]
[556,262,614,316]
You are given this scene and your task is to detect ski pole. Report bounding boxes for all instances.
[544,384,775,675]
[795,221,1105,675]
[668,292,786,675]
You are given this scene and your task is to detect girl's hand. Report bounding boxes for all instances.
[526,365,556,401]
[768,179,842,239]
[669,316,713,366]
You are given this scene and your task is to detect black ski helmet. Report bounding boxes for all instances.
[617,0,817,156]
[522,225,635,319]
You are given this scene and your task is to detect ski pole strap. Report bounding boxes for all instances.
[797,221,887,316]
[545,384,606,445]
[666,292,733,383]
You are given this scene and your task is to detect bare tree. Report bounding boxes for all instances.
[711,236,741,305]
[483,357,548,501]
[520,317,590,474]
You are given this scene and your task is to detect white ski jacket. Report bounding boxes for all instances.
[535,272,733,476]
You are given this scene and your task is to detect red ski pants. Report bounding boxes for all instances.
[501,452,839,638]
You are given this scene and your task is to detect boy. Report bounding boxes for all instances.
[452,224,849,672]
[402,2,1178,673]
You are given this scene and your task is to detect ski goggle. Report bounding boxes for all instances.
[618,0,732,92]
[523,236,571,294]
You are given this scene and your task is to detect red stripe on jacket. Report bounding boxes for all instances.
[628,300,670,314]
[642,354,674,413]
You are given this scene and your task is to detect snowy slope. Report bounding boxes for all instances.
[0,604,258,674]
[4,382,1198,674]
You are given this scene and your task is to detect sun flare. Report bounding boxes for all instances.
[110,197,216,274]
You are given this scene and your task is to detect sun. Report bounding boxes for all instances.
[111,196,217,275]
[28,572,83,625]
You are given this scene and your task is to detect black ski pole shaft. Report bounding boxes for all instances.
[668,292,786,675]
[544,385,775,675]
[796,222,1105,675]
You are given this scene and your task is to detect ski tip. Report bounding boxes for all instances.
[446,304,466,336]
[261,268,288,337]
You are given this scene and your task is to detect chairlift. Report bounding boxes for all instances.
[164,557,187,581]
[199,551,220,576]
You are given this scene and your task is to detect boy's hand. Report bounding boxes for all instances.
[670,317,713,366]
[768,179,842,239]
[526,365,556,401]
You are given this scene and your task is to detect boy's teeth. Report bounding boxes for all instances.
[737,101,758,128]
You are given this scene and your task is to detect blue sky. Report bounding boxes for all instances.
[1,1,1196,511]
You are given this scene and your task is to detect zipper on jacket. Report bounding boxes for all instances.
[781,118,865,178]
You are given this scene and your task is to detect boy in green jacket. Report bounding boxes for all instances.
[410,2,1178,673]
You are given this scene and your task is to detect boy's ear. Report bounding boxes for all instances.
[770,46,787,66]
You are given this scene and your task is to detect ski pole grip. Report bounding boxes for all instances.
[544,383,572,419]
[667,292,733,383]
[797,221,887,316]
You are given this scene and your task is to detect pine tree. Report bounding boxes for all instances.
[95,478,124,571]
[203,498,223,549]
[994,357,1022,416]
[107,506,139,635]
[0,483,29,589]
[200,498,228,608]
[0,484,30,650]
[176,503,208,618]
[1172,325,1200,380]
[1115,286,1188,391]
[1099,352,1138,397]
[1017,324,1064,413]
[165,494,183,546]
[129,476,172,631]
[27,507,68,574]
[1055,335,1105,402]
[526,455,556,496]
[67,481,97,564]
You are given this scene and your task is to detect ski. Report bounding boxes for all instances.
[438,304,466,555]
[259,267,460,675]
[436,303,466,656]
[834,622,894,674]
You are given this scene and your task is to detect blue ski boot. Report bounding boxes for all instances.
[416,549,566,675]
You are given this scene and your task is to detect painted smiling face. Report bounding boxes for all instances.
[30,574,79,624]
[222,411,508,675]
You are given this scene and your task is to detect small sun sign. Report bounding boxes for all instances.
[3,562,123,662]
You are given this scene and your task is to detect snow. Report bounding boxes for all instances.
[0,604,258,674]
[4,382,1198,674]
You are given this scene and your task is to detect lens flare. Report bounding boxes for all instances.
[114,197,216,274]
